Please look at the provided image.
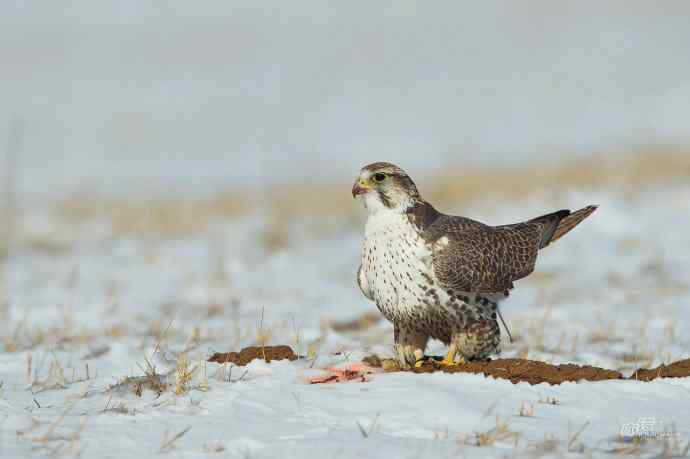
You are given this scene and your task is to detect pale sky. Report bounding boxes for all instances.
[2,1,690,196]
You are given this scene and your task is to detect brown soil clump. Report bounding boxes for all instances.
[362,355,383,367]
[207,345,690,386]
[364,355,690,385]
[631,358,690,381]
[413,358,624,385]
[207,345,297,366]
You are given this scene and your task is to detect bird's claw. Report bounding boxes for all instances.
[438,356,465,367]
[437,345,464,366]
[412,349,426,368]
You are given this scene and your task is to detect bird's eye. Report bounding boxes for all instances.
[373,173,386,182]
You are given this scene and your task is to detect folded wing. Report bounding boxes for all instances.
[427,206,597,293]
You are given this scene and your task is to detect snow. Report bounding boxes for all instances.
[1,177,689,458]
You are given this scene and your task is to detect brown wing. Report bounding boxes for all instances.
[430,223,542,293]
[425,206,597,293]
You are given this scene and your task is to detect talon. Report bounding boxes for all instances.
[437,346,457,366]
[413,349,425,368]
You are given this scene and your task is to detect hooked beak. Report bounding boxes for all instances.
[352,180,370,198]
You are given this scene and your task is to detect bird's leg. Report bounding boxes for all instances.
[448,317,500,365]
[442,346,456,366]
[413,349,425,368]
[394,342,426,369]
[438,343,465,366]
[394,324,428,369]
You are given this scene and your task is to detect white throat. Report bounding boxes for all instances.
[362,199,415,238]
[360,191,414,216]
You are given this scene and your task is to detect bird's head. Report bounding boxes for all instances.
[352,162,420,213]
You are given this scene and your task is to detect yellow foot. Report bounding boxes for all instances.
[414,349,425,368]
[438,347,466,367]
[438,357,466,366]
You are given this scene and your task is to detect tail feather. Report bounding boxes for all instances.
[544,205,598,247]
[527,209,570,248]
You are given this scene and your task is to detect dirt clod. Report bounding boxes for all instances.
[211,346,690,386]
[361,355,382,367]
[363,354,690,385]
[207,345,297,366]
[631,358,690,381]
[413,358,624,385]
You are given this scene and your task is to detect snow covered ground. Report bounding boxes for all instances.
[1,158,689,458]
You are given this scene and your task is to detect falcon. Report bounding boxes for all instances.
[352,162,597,368]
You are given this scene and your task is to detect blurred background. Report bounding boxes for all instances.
[1,1,689,373]
[2,5,690,456]
[2,1,690,198]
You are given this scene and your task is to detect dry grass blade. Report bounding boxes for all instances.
[18,395,88,456]
[568,421,589,452]
[481,400,499,419]
[538,396,560,405]
[29,352,69,394]
[117,356,169,397]
[528,435,560,455]
[518,402,534,417]
[213,363,250,384]
[256,307,272,361]
[610,436,645,455]
[460,416,520,448]
[356,413,381,439]
[151,317,174,360]
[201,441,226,453]
[174,354,199,395]
[159,426,191,452]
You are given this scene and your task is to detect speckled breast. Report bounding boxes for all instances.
[361,213,438,324]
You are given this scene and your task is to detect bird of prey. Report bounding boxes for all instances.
[352,162,597,368]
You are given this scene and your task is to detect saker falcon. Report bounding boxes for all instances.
[352,162,597,368]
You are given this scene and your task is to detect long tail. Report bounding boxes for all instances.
[529,205,598,249]
[549,205,598,246]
